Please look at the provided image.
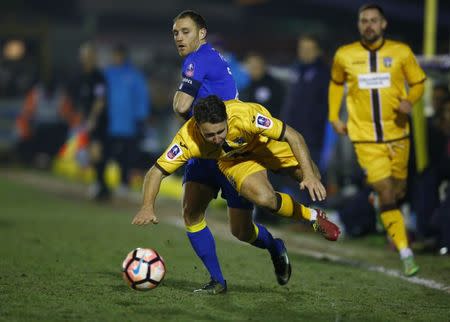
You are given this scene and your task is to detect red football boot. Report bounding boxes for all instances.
[312,209,341,241]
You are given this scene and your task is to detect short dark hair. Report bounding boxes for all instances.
[298,34,322,50]
[193,95,227,124]
[113,43,128,57]
[173,10,207,30]
[358,3,386,19]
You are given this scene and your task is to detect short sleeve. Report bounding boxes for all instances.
[248,103,286,141]
[177,55,207,97]
[155,133,191,175]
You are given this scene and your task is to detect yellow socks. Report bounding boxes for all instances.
[275,192,316,221]
[380,209,409,251]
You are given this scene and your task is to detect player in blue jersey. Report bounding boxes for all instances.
[169,10,290,294]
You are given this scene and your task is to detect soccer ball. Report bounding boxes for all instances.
[122,248,166,291]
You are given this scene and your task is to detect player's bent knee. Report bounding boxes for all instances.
[373,182,396,205]
[182,206,205,226]
[251,191,277,211]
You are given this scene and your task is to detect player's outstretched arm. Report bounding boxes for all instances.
[284,125,327,202]
[132,165,167,226]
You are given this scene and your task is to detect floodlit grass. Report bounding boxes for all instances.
[0,176,448,321]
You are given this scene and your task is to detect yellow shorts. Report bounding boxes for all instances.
[353,138,410,184]
[218,139,299,192]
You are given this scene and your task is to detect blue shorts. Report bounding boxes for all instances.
[183,158,253,210]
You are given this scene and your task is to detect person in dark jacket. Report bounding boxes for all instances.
[240,52,285,223]
[281,35,329,166]
[429,99,450,255]
[240,53,284,117]
[74,42,110,200]
[280,34,330,205]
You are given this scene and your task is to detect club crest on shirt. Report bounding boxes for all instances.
[186,63,195,77]
[166,144,183,160]
[255,113,273,129]
[383,57,392,68]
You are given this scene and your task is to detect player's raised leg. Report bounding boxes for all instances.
[228,207,291,285]
[182,181,227,294]
[239,170,340,241]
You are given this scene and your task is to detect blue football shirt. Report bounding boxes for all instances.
[177,43,238,107]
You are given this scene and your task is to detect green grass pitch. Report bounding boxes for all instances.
[0,176,449,321]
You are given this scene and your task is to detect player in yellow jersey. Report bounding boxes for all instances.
[328,4,425,276]
[132,96,341,289]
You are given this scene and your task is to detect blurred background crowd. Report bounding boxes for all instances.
[0,0,449,254]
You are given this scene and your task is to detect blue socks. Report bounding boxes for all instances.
[187,226,225,286]
[250,223,283,257]
[186,221,281,286]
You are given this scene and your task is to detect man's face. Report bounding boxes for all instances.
[79,46,96,69]
[173,17,205,57]
[297,38,320,64]
[358,9,386,44]
[197,121,228,146]
[245,55,265,80]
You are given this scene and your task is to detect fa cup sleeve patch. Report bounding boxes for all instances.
[166,144,183,160]
[255,113,273,129]
[185,63,195,77]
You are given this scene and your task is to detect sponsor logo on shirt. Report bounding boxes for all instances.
[166,144,183,160]
[186,63,195,77]
[255,113,273,129]
[351,60,366,65]
[182,77,192,84]
[357,73,391,89]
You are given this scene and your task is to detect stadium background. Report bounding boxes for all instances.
[0,0,449,321]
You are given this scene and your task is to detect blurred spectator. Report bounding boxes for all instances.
[240,53,284,117]
[280,34,330,204]
[72,42,110,200]
[240,52,285,224]
[332,167,377,238]
[409,84,449,243]
[431,83,450,116]
[226,52,250,92]
[429,99,450,254]
[103,44,150,195]
[15,77,79,168]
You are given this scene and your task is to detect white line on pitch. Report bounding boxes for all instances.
[166,216,450,294]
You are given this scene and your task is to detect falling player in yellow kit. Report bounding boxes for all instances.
[328,4,425,276]
[132,96,341,288]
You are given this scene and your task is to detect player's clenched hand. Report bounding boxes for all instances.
[394,99,412,128]
[396,99,413,114]
[331,120,347,135]
[132,207,159,226]
[300,174,327,202]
